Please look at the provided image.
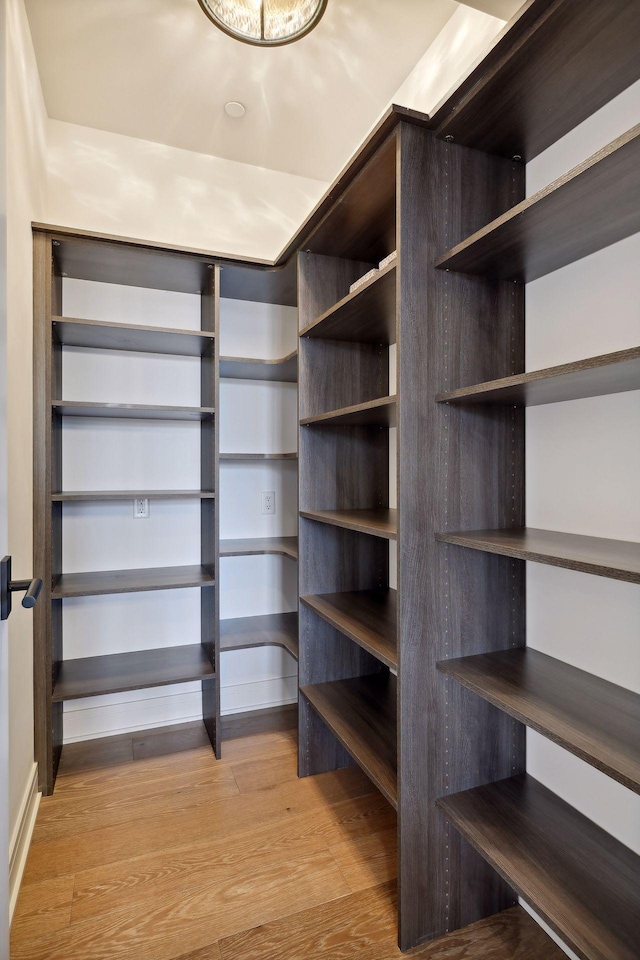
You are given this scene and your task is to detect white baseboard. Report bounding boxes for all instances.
[9,764,40,922]
[63,677,298,743]
[520,901,577,960]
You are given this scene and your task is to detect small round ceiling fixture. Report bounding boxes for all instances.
[224,101,246,118]
[198,0,328,47]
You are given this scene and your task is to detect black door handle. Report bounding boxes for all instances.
[1,556,43,620]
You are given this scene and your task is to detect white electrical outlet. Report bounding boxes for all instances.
[133,498,150,519]
[261,491,276,516]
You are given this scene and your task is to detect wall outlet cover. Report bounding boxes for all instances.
[133,498,150,519]
[261,491,276,515]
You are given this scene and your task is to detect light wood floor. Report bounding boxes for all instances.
[11,720,561,960]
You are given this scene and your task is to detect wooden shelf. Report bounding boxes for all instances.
[299,262,396,343]
[301,673,397,808]
[438,774,640,960]
[219,537,298,560]
[429,0,640,162]
[52,644,215,702]
[301,396,396,428]
[53,401,215,421]
[438,648,640,793]
[51,564,216,599]
[52,490,215,502]
[436,347,640,407]
[219,351,297,382]
[437,528,640,584]
[301,589,397,670]
[219,452,297,460]
[301,133,397,263]
[52,316,215,356]
[220,613,298,661]
[436,124,640,282]
[300,508,397,541]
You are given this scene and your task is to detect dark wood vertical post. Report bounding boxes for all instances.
[201,263,220,756]
[33,230,63,795]
[396,123,526,948]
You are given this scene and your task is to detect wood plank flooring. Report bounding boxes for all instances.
[12,723,563,959]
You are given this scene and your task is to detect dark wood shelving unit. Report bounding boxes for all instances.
[31,8,640,947]
[436,124,640,282]
[53,644,216,702]
[301,396,396,428]
[219,537,298,560]
[300,508,397,540]
[301,589,397,670]
[219,351,297,382]
[296,114,512,950]
[53,400,215,421]
[438,774,640,960]
[219,452,297,460]
[428,0,640,162]
[436,347,640,407]
[52,490,216,502]
[51,564,216,599]
[299,261,396,343]
[437,527,640,584]
[426,6,640,955]
[33,228,220,795]
[52,316,215,356]
[215,261,300,708]
[438,648,640,793]
[301,674,397,808]
[220,613,298,661]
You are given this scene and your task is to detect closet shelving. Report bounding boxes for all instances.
[435,123,640,281]
[300,589,397,670]
[438,775,640,960]
[51,400,216,420]
[297,111,446,951]
[216,261,300,674]
[423,0,640,953]
[427,0,640,161]
[436,528,640,584]
[437,649,640,793]
[52,490,216,501]
[33,227,220,794]
[53,315,215,355]
[436,346,640,406]
[219,537,298,560]
[299,508,397,539]
[219,350,297,382]
[301,673,397,808]
[300,396,396,428]
[219,613,298,661]
[219,452,297,460]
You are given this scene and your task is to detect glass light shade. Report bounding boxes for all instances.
[198,0,327,46]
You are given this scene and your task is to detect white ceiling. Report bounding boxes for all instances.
[24,0,467,182]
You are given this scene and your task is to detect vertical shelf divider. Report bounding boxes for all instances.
[395,126,527,945]
[33,229,63,795]
[201,263,220,757]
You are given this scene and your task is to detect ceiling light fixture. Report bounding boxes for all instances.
[197,0,328,47]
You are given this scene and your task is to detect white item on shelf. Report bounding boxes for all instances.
[349,268,379,294]
[379,250,398,270]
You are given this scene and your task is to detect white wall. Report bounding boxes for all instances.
[6,0,47,853]
[523,79,640,959]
